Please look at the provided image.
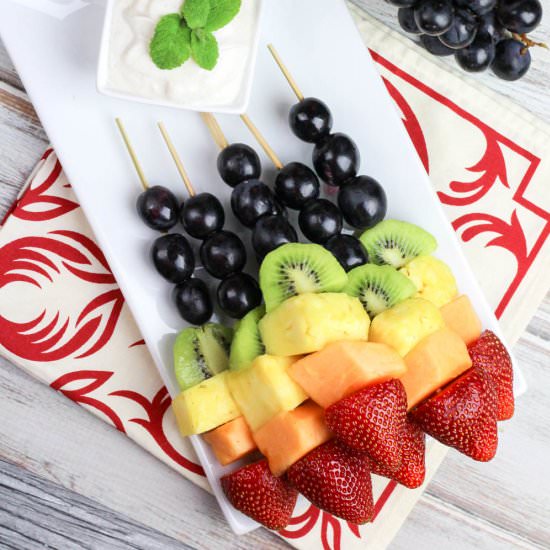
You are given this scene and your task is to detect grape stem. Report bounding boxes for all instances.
[512,33,549,55]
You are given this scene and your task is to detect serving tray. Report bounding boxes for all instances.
[0,0,526,535]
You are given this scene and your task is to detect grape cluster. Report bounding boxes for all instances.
[388,0,544,80]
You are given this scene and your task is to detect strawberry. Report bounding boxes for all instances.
[370,420,426,489]
[325,379,407,471]
[410,367,498,462]
[220,459,297,530]
[468,330,514,421]
[287,440,373,524]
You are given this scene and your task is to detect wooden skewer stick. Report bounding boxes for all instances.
[267,44,304,101]
[200,112,229,150]
[115,118,149,191]
[240,114,283,170]
[157,122,196,197]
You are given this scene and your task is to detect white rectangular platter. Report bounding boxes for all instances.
[0,0,526,536]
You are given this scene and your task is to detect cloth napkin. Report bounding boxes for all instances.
[2,8,550,550]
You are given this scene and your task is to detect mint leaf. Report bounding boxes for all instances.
[182,0,211,29]
[191,29,219,70]
[204,0,241,31]
[150,14,191,70]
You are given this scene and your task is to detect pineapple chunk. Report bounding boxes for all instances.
[369,298,445,356]
[172,371,240,436]
[227,355,307,431]
[259,293,370,356]
[400,255,458,308]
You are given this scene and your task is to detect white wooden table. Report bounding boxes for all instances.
[1,2,549,548]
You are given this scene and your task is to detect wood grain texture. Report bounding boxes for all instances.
[1,1,550,548]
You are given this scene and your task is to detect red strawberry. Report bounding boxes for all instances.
[220,459,297,530]
[410,368,498,462]
[325,379,407,471]
[370,420,426,489]
[468,330,514,421]
[287,440,373,524]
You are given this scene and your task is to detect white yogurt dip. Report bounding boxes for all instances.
[101,0,261,112]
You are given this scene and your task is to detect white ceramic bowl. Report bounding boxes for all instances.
[97,0,264,114]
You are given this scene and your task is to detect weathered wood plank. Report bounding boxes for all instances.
[0,78,48,214]
[0,458,194,550]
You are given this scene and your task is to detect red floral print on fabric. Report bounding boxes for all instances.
[12,148,78,223]
[0,231,123,361]
[111,387,205,476]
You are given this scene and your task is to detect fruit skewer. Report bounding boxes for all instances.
[267,45,388,232]
[201,112,298,260]
[115,118,180,231]
[239,113,369,271]
[116,118,216,324]
[157,122,261,321]
[155,122,217,325]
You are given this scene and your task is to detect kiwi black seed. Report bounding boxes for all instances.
[229,306,266,371]
[259,243,348,312]
[359,219,437,269]
[344,264,417,317]
[173,323,233,391]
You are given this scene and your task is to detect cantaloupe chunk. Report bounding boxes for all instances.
[253,401,332,476]
[289,341,407,408]
[203,416,257,466]
[401,327,472,409]
[440,295,482,345]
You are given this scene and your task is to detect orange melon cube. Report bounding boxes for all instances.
[401,328,472,409]
[253,401,332,476]
[440,295,482,345]
[289,341,407,408]
[203,416,257,466]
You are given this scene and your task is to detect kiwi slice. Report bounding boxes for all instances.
[359,220,437,268]
[344,264,417,317]
[259,243,348,312]
[229,306,266,371]
[173,323,233,391]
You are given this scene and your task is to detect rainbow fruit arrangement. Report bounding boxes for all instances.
[171,220,514,530]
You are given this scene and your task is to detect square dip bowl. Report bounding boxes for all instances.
[97,0,264,114]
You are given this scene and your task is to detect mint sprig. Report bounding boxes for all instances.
[150,0,240,71]
[150,14,191,70]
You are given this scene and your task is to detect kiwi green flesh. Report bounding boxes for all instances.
[174,323,233,391]
[260,243,348,312]
[360,219,437,269]
[229,306,266,371]
[344,264,416,317]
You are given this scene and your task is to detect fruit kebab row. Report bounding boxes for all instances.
[201,112,371,271]
[201,112,297,261]
[267,45,389,232]
[115,119,261,324]
[239,113,371,270]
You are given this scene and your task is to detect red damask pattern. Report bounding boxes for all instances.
[373,50,550,319]
[11,148,78,223]
[110,387,205,476]
[0,231,123,361]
